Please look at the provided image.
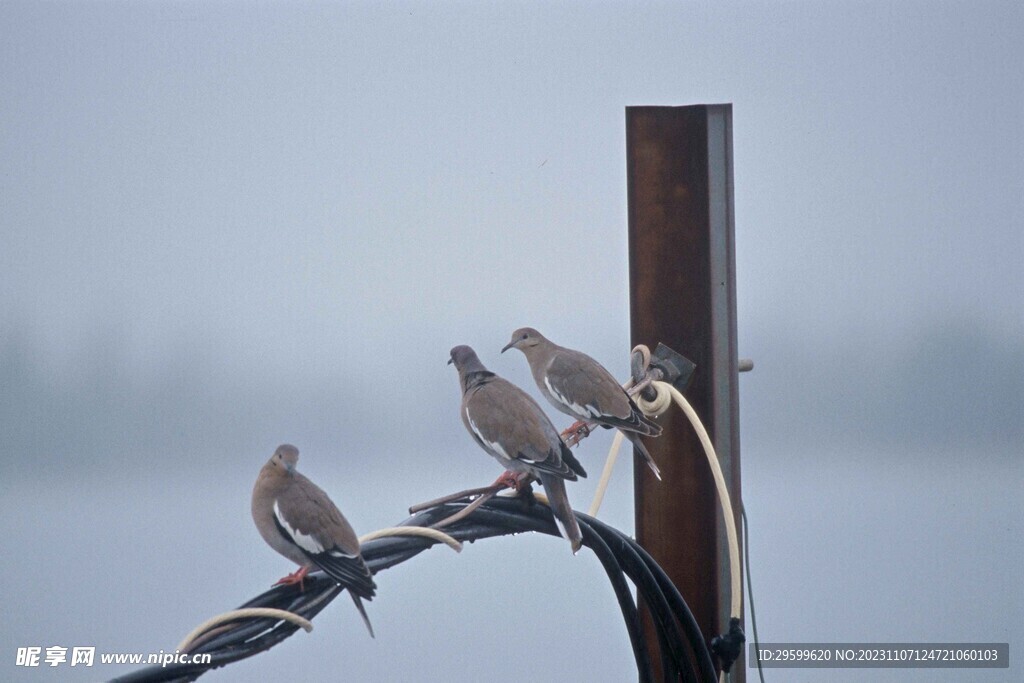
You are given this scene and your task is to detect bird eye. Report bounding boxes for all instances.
[521,333,528,340]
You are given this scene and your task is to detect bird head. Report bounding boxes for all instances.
[272,444,299,474]
[449,345,494,392]
[448,345,484,371]
[502,327,544,354]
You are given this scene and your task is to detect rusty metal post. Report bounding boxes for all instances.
[627,104,743,680]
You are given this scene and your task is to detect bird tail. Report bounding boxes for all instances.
[637,411,663,436]
[350,592,374,638]
[624,430,662,480]
[623,395,663,436]
[561,444,587,479]
[538,473,583,554]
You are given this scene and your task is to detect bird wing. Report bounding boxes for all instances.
[272,477,376,599]
[464,378,579,481]
[546,350,661,436]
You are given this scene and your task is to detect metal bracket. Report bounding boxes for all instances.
[650,342,697,392]
[631,343,749,402]
[630,343,697,402]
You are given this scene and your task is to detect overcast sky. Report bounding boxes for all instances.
[1,2,1020,682]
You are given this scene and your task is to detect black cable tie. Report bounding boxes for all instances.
[709,616,746,673]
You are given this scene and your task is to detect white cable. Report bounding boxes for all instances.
[634,379,673,418]
[572,351,742,621]
[653,380,742,620]
[588,430,626,516]
[177,608,313,652]
[359,526,463,552]
[587,362,671,518]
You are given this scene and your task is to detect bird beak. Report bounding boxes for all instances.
[500,340,514,353]
[447,358,454,365]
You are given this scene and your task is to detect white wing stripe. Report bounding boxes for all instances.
[553,513,571,541]
[273,499,325,554]
[467,410,512,460]
[545,376,601,419]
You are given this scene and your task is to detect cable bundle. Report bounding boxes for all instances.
[112,495,716,683]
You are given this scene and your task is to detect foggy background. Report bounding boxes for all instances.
[1,2,1020,682]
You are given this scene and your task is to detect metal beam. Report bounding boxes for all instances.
[627,104,743,680]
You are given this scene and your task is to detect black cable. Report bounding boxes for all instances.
[623,531,718,683]
[742,504,765,683]
[471,500,712,683]
[574,516,655,682]
[111,497,716,683]
[574,513,694,683]
[443,500,688,681]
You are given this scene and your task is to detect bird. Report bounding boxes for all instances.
[502,327,663,479]
[448,345,587,553]
[251,444,377,637]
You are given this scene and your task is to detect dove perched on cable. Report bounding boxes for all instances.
[448,345,587,553]
[502,327,663,479]
[251,444,376,636]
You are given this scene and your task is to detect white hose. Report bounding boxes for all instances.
[359,526,463,552]
[586,371,742,621]
[178,608,313,651]
[639,380,742,620]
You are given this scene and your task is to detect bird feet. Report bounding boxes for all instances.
[491,470,531,492]
[274,565,310,591]
[516,481,537,507]
[560,420,592,445]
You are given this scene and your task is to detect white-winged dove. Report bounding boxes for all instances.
[448,345,587,553]
[502,327,664,479]
[251,444,376,636]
